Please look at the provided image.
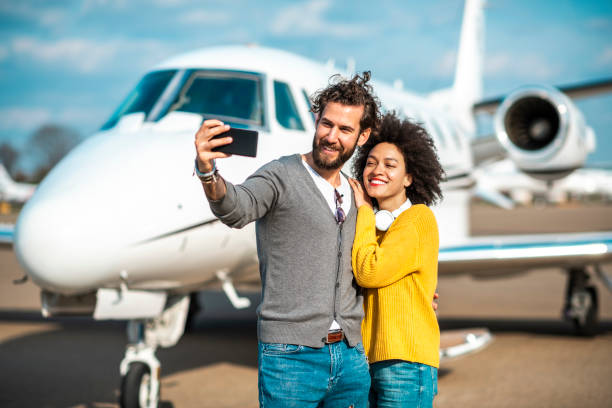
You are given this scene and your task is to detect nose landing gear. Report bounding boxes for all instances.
[121,360,158,408]
[119,295,190,408]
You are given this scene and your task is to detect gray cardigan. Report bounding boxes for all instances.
[209,154,363,348]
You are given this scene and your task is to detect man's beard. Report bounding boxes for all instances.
[312,137,358,170]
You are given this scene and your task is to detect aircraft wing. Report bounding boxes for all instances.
[439,231,612,277]
[470,134,506,166]
[473,77,612,115]
[0,223,13,247]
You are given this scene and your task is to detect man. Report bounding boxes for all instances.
[194,72,380,407]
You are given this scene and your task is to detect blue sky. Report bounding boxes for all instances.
[0,0,611,167]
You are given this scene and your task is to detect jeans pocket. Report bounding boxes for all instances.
[261,342,303,356]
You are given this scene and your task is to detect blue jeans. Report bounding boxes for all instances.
[369,360,438,408]
[258,340,371,407]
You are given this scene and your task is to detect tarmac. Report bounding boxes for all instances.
[1,203,611,407]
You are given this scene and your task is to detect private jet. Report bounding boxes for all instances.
[0,162,35,204]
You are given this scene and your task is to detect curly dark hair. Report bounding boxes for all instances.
[310,71,381,133]
[352,112,444,206]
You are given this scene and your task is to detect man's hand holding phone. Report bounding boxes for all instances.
[194,119,233,173]
[193,119,235,201]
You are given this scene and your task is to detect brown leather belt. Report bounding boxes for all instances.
[325,329,344,344]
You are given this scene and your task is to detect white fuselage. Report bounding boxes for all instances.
[13,46,474,295]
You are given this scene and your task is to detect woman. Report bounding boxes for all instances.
[349,112,444,407]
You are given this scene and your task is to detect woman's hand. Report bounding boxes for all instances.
[349,178,373,210]
[433,292,439,313]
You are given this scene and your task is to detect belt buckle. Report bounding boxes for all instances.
[325,329,344,344]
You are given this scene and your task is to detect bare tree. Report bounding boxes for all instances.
[28,124,81,182]
[0,142,19,177]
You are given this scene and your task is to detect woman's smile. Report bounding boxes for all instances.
[363,142,412,211]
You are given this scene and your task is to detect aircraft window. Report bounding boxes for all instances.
[450,124,463,148]
[169,72,264,127]
[101,70,177,131]
[274,81,304,131]
[437,117,460,149]
[428,118,446,148]
[302,89,315,123]
[414,112,442,150]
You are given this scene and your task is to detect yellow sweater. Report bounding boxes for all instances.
[352,204,440,368]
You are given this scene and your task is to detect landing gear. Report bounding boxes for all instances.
[563,268,599,336]
[121,362,155,408]
[119,295,190,408]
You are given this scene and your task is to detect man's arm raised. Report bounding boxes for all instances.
[194,119,233,201]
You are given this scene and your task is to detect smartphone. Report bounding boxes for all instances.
[211,127,259,158]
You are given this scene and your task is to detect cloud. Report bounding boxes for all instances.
[484,52,556,80]
[38,9,66,26]
[586,17,612,30]
[0,105,110,139]
[10,36,173,74]
[428,1,462,27]
[0,107,52,132]
[57,107,107,127]
[597,47,612,67]
[434,50,457,77]
[271,0,366,38]
[0,3,68,28]
[0,45,8,61]
[12,37,119,73]
[176,9,231,25]
[81,0,197,11]
[80,0,128,13]
[152,0,190,6]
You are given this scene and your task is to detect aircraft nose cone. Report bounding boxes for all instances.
[14,195,118,294]
[13,128,211,294]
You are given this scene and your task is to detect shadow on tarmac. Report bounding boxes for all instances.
[0,311,257,408]
[1,310,610,407]
[439,317,612,336]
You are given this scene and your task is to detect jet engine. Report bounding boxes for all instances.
[494,86,595,180]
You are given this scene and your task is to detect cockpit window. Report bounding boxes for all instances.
[168,71,264,127]
[274,81,304,131]
[100,70,177,131]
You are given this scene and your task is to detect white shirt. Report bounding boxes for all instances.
[301,160,352,219]
[302,159,351,331]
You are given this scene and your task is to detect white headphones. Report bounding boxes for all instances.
[375,199,412,231]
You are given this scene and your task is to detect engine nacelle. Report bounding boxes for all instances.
[494,86,595,180]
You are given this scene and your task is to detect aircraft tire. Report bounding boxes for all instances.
[572,286,599,337]
[120,362,157,408]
